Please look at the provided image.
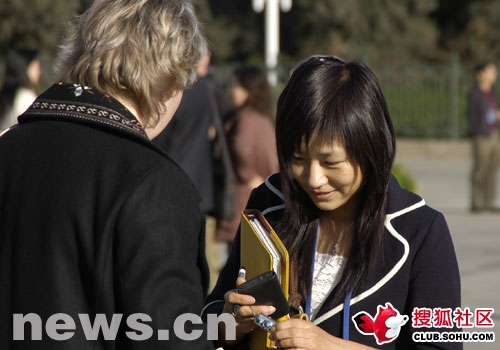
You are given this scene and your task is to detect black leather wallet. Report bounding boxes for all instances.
[237,271,289,319]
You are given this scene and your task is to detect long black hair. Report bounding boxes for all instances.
[233,64,272,116]
[0,47,39,120]
[275,56,396,307]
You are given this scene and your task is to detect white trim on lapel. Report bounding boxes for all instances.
[313,199,426,325]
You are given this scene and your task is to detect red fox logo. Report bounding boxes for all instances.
[353,302,408,345]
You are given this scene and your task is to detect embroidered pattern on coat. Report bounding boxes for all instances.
[27,99,146,137]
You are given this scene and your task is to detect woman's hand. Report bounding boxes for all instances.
[270,318,376,350]
[219,274,276,344]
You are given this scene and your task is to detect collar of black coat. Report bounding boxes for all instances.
[19,82,148,140]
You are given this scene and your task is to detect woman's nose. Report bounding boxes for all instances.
[307,162,327,188]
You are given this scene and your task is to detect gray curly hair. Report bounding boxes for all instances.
[55,0,205,127]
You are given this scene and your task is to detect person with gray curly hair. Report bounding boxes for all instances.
[56,0,205,136]
[0,1,216,349]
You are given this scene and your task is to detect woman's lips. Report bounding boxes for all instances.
[311,190,335,199]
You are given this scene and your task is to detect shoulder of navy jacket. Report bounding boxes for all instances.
[385,199,426,223]
[386,174,425,215]
[260,174,285,216]
[264,173,284,200]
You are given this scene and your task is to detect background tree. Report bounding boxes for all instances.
[1,0,499,76]
[200,0,500,66]
[196,0,262,62]
[0,0,80,81]
[280,0,440,65]
[462,1,500,63]
[201,0,442,65]
[431,0,470,61]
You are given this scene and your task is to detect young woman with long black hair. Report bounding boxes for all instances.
[204,56,462,350]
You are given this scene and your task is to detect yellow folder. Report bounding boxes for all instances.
[240,209,290,349]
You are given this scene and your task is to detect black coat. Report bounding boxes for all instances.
[153,76,216,214]
[0,83,214,349]
[467,83,498,136]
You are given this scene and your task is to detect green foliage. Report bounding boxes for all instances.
[0,0,79,59]
[0,0,496,119]
[392,163,418,193]
[372,61,471,138]
[384,85,466,138]
[198,0,499,66]
[204,0,442,64]
[463,1,500,62]
[1,0,498,72]
[197,0,262,62]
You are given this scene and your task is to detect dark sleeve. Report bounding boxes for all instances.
[115,165,214,350]
[400,211,463,350]
[203,221,243,316]
[467,87,486,135]
[203,186,275,350]
[203,179,283,314]
[232,112,260,183]
[202,180,283,349]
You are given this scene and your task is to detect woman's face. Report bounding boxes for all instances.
[27,58,42,86]
[485,64,498,85]
[291,138,364,217]
[478,64,498,87]
[231,82,249,107]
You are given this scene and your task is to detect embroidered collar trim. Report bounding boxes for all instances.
[21,83,148,139]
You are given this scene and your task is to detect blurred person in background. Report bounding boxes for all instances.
[214,65,279,251]
[153,48,230,291]
[467,61,500,213]
[0,47,41,130]
[153,48,216,216]
[0,0,215,349]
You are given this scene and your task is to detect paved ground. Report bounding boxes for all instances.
[396,139,499,350]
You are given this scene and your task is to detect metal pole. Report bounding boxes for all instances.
[266,0,279,86]
[449,52,459,139]
[253,0,292,87]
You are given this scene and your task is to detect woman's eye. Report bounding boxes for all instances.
[324,160,341,166]
[292,155,304,162]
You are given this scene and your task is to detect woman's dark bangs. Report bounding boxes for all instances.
[281,93,320,159]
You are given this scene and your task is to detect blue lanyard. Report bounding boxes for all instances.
[306,219,352,340]
[343,289,352,340]
[304,220,319,319]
